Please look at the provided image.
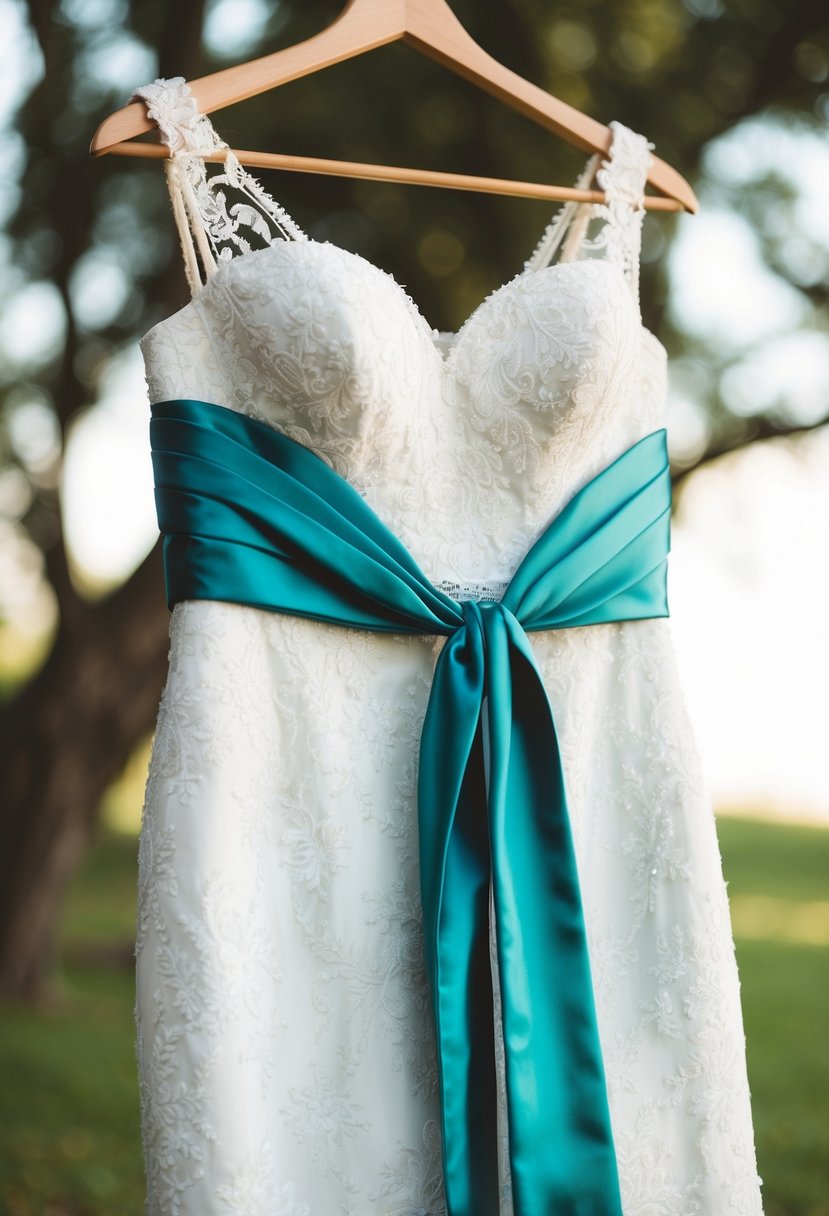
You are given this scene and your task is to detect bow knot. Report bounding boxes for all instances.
[456,594,512,652]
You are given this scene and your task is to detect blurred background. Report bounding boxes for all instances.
[0,0,827,1212]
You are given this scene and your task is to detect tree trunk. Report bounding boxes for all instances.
[0,0,209,1006]
[0,541,169,1002]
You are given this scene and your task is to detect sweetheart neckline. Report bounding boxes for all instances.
[138,235,668,368]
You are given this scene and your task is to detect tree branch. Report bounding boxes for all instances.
[671,415,828,490]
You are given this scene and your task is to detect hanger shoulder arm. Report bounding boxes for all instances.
[407,23,697,212]
[90,0,406,155]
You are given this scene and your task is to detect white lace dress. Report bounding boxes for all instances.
[132,77,765,1216]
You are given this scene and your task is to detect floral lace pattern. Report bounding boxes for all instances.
[134,78,765,1215]
[132,77,307,293]
[524,120,655,314]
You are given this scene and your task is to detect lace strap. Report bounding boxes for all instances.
[131,77,308,297]
[524,120,655,313]
[523,151,601,274]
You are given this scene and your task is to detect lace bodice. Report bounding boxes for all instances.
[135,77,667,594]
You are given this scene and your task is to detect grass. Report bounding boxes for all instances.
[0,814,826,1215]
[0,829,142,1216]
[716,817,829,1216]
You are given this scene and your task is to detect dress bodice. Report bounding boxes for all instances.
[136,77,667,591]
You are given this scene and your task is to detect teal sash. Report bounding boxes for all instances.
[150,397,672,1215]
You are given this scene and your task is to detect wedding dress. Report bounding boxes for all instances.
[133,76,765,1216]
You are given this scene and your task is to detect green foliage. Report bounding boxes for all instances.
[0,815,827,1214]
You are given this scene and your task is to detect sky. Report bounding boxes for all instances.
[2,0,829,822]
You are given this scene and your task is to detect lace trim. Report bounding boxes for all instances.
[132,77,308,295]
[524,120,655,313]
[434,578,510,604]
[523,152,601,273]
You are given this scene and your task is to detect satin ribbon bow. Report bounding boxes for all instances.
[150,397,671,1215]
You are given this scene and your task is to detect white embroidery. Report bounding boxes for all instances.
[132,77,307,293]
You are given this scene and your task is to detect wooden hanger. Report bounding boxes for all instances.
[90,0,698,213]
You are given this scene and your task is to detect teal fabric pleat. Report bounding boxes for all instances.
[149,397,672,1215]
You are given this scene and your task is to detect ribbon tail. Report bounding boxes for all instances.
[418,617,501,1216]
[484,606,625,1216]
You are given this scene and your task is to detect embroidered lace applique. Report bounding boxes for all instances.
[433,578,510,603]
[525,119,655,314]
[132,77,308,294]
